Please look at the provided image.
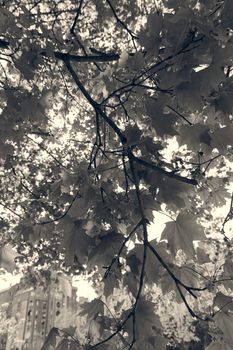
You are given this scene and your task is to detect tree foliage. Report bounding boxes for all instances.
[0,0,233,349]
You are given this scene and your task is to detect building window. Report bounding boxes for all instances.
[27,310,31,316]
[56,310,60,316]
[56,301,60,308]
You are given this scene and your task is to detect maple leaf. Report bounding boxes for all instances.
[145,172,194,211]
[160,264,199,298]
[41,327,59,350]
[138,11,162,54]
[205,341,232,350]
[61,326,76,337]
[178,124,211,151]
[197,64,225,96]
[196,246,210,264]
[79,298,104,322]
[175,77,204,111]
[123,271,139,297]
[124,298,162,340]
[70,341,82,350]
[56,338,69,350]
[68,185,96,219]
[103,266,120,298]
[57,215,75,234]
[214,311,233,344]
[161,213,206,258]
[62,220,94,266]
[127,241,173,284]
[214,292,233,313]
[124,124,142,146]
[221,256,233,290]
[88,231,125,270]
[211,126,233,153]
[134,335,167,350]
[146,97,178,137]
[85,344,109,350]
[214,92,233,115]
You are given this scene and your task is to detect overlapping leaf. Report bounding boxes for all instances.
[160,264,199,298]
[88,231,125,270]
[61,219,94,266]
[124,298,162,340]
[161,213,206,258]
[79,299,104,322]
[126,240,173,284]
[214,292,233,313]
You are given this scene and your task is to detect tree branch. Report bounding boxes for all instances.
[104,220,143,278]
[106,0,138,40]
[130,152,198,185]
[0,38,120,62]
[42,50,120,62]
[64,59,127,145]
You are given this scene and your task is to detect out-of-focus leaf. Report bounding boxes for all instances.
[214,292,233,312]
[103,266,121,298]
[69,185,96,219]
[56,338,69,350]
[79,299,104,321]
[146,97,178,137]
[61,326,76,337]
[70,341,82,350]
[205,341,232,350]
[215,311,233,344]
[196,246,210,264]
[41,327,59,350]
[0,244,19,273]
[211,126,233,153]
[134,335,167,350]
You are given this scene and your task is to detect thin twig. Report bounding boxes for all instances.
[37,191,81,225]
[104,220,143,278]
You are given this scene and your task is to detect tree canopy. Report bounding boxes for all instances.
[0,0,233,349]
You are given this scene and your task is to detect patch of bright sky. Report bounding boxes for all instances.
[0,271,21,291]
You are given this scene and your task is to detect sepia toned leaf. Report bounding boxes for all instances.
[161,213,206,258]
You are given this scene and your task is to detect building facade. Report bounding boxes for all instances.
[0,273,77,350]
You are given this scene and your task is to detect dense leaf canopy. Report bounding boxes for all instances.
[0,0,233,349]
